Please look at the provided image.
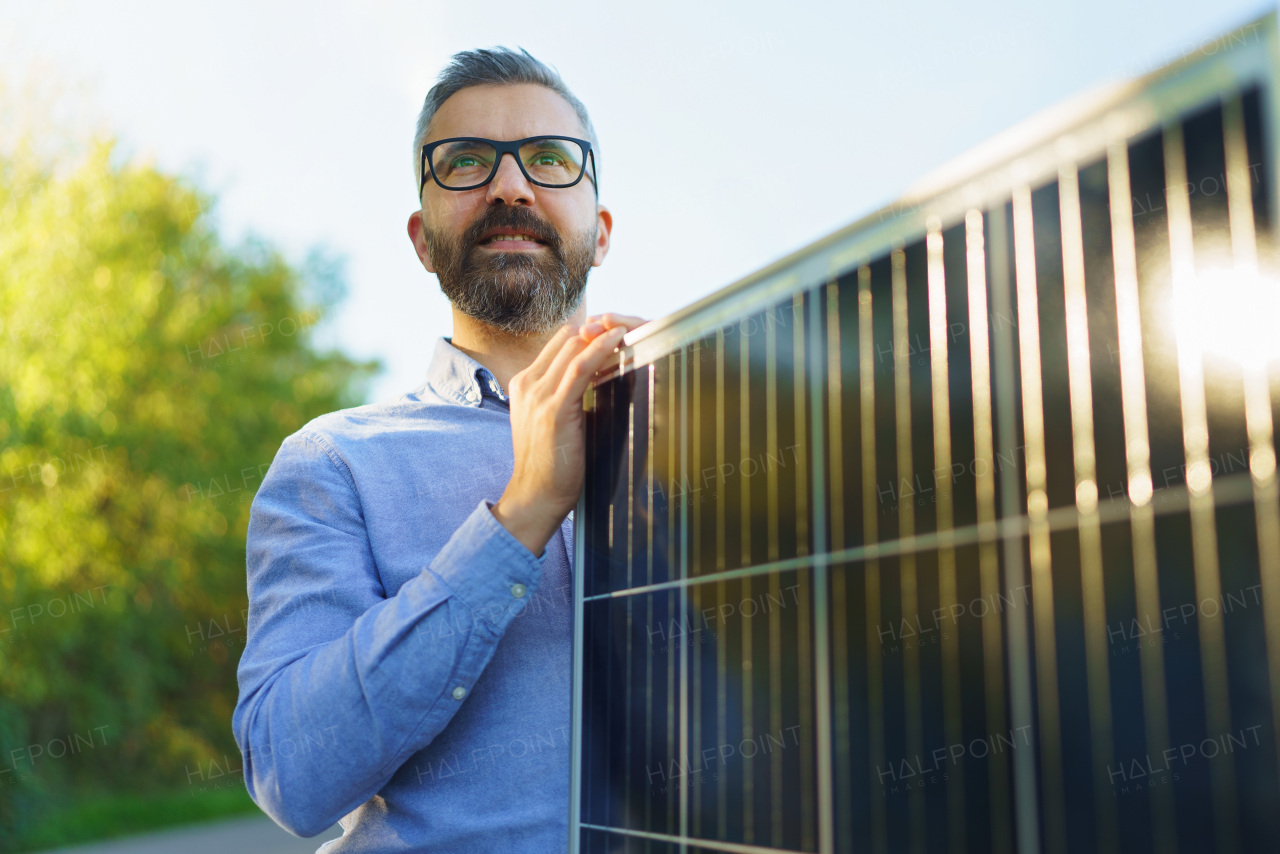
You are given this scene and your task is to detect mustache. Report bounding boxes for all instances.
[465,207,558,248]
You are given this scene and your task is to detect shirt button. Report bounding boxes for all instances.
[452,686,466,700]
[464,388,479,403]
[511,583,527,598]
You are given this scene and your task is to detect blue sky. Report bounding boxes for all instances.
[3,0,1271,402]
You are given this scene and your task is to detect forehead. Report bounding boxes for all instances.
[426,83,586,143]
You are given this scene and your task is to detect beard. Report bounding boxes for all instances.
[424,204,596,336]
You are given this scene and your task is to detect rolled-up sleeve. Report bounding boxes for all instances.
[232,429,543,837]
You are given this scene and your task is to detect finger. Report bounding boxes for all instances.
[596,313,648,331]
[542,327,595,389]
[522,321,583,382]
[577,319,608,341]
[556,325,627,404]
[577,313,642,342]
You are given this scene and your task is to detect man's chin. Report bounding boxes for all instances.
[432,231,591,334]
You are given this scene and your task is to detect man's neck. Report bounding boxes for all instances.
[448,305,586,394]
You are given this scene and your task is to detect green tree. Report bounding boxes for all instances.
[0,135,380,847]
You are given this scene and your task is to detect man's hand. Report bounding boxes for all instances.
[492,314,647,556]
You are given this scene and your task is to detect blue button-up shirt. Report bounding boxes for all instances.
[233,337,575,852]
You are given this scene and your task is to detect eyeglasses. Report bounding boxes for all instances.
[420,136,597,198]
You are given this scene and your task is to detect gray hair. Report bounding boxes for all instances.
[412,46,599,197]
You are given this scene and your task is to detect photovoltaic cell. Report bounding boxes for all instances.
[573,14,1280,853]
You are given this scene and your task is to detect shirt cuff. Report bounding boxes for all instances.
[427,498,548,635]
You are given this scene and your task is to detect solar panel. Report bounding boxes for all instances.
[571,13,1280,853]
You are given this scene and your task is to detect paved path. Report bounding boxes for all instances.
[44,815,344,854]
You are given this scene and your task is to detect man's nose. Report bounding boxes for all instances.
[486,152,535,205]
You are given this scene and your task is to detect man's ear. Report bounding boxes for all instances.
[407,210,436,274]
[592,205,613,268]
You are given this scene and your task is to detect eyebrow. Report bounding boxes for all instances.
[432,137,576,150]
[435,140,491,155]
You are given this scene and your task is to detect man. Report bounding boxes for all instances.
[232,46,643,851]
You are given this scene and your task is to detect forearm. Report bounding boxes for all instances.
[235,567,514,836]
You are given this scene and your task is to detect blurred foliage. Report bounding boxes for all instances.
[15,784,259,850]
[0,135,380,848]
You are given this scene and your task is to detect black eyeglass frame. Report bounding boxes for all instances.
[420,136,598,198]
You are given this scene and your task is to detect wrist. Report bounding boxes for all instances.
[491,494,562,558]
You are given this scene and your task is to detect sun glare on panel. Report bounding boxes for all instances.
[1172,266,1280,368]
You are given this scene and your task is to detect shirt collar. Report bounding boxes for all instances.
[426,337,509,407]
